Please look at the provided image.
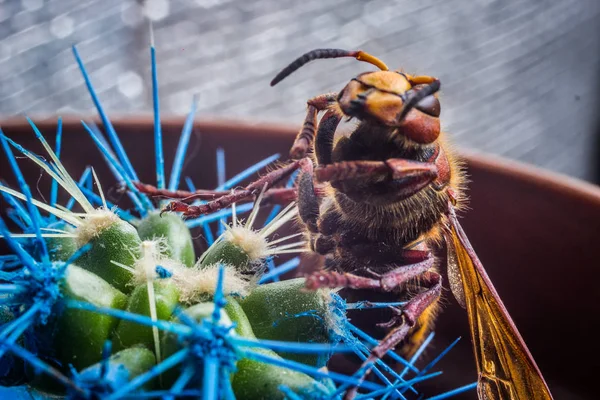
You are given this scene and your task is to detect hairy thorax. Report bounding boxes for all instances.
[315,122,452,272]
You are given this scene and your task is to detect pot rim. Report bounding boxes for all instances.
[3,114,600,206]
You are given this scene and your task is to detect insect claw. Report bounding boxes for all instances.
[364,268,382,278]
[160,201,188,217]
[376,308,404,329]
[376,316,401,329]
[361,301,375,308]
[447,187,458,206]
[290,141,309,159]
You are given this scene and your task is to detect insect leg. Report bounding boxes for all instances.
[134,181,299,206]
[291,93,338,159]
[315,158,437,200]
[307,234,334,255]
[344,271,442,400]
[305,255,434,291]
[297,157,320,233]
[133,182,230,200]
[161,158,308,217]
[304,200,341,258]
[316,160,391,182]
[315,109,342,165]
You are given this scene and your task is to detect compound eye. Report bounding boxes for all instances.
[415,95,440,117]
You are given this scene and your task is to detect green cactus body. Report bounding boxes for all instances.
[79,347,156,391]
[45,225,78,262]
[161,298,331,398]
[53,265,128,371]
[75,219,141,293]
[228,296,333,399]
[113,280,180,352]
[160,302,235,388]
[137,212,195,267]
[200,240,251,269]
[200,226,269,272]
[238,278,333,367]
[232,349,332,400]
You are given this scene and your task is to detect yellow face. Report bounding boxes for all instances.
[338,71,411,124]
[337,70,441,144]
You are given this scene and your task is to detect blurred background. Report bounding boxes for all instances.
[0,0,599,183]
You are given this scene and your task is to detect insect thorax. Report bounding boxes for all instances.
[324,121,449,254]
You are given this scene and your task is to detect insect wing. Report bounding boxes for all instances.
[446,205,552,400]
[446,234,466,308]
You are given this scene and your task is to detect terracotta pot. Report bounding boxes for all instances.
[1,117,599,399]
